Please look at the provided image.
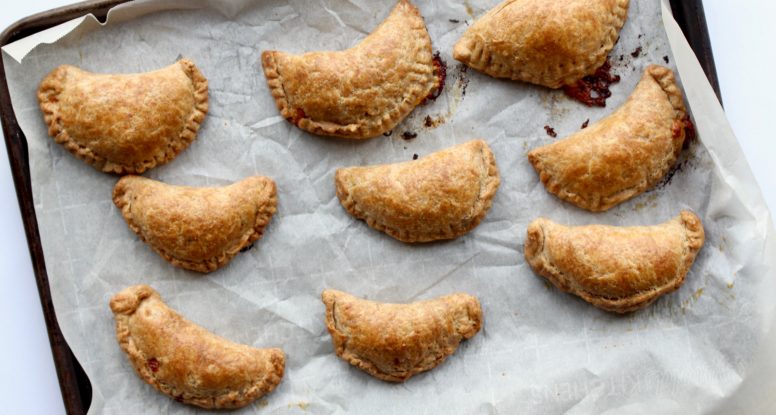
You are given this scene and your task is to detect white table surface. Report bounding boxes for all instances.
[1,1,774,414]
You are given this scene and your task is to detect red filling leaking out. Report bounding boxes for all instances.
[147,357,160,373]
[563,61,621,107]
[674,115,696,141]
[422,52,447,104]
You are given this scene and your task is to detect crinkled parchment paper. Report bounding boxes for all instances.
[3,0,776,413]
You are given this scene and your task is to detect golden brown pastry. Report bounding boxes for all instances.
[113,175,277,273]
[524,211,705,313]
[37,59,208,174]
[321,289,482,382]
[528,65,689,212]
[335,140,500,242]
[261,0,440,139]
[453,0,629,88]
[109,285,285,409]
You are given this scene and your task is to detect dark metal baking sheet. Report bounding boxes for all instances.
[0,0,719,413]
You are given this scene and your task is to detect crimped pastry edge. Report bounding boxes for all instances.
[260,0,437,139]
[112,176,277,273]
[37,59,208,174]
[453,0,630,88]
[334,140,500,243]
[523,211,705,313]
[321,289,482,382]
[109,285,285,409]
[527,65,688,212]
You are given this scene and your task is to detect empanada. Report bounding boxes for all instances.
[453,0,629,88]
[335,140,500,242]
[113,175,277,273]
[528,65,689,212]
[109,285,285,409]
[261,0,440,139]
[321,289,482,382]
[524,211,705,313]
[38,59,208,174]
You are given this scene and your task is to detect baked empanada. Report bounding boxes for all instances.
[261,0,440,139]
[109,285,285,409]
[335,140,500,242]
[113,175,277,273]
[38,59,208,174]
[453,0,629,88]
[528,65,689,212]
[524,211,705,313]
[321,289,482,382]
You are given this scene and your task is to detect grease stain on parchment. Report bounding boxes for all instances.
[393,62,471,138]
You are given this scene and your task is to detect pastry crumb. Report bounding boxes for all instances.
[287,401,310,410]
[424,115,445,129]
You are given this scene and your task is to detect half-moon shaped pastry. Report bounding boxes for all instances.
[528,65,689,212]
[524,211,705,313]
[453,0,629,88]
[38,59,208,174]
[113,175,277,273]
[261,0,439,139]
[335,139,500,242]
[109,285,285,409]
[321,289,482,382]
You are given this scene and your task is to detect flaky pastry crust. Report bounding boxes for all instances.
[335,140,500,242]
[261,0,438,139]
[321,289,482,382]
[524,211,705,313]
[37,59,208,174]
[453,0,629,88]
[528,65,688,212]
[113,175,277,273]
[109,285,285,409]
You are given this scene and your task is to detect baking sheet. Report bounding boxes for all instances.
[3,0,776,413]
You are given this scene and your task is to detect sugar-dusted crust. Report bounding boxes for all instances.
[524,211,705,313]
[453,0,629,88]
[528,65,688,212]
[261,0,438,139]
[37,59,208,174]
[321,289,482,382]
[335,140,500,243]
[109,285,285,409]
[112,176,277,273]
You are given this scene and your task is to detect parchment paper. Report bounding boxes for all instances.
[3,0,776,413]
